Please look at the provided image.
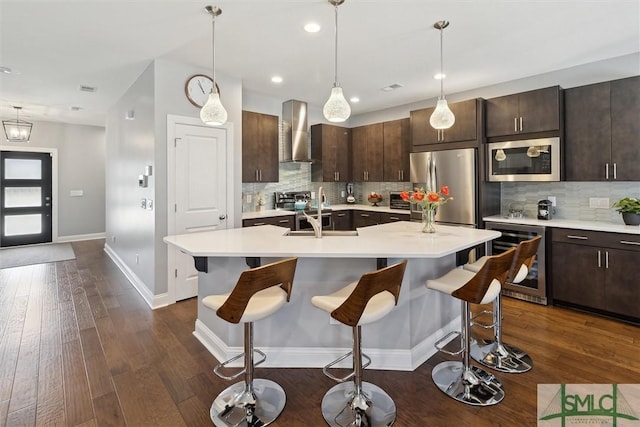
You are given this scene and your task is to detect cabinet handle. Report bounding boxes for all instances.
[253,222,266,226]
[514,117,518,133]
[389,216,399,220]
[597,250,601,268]
[255,170,259,181]
[613,163,617,180]
[278,219,290,223]
[336,171,340,181]
[337,213,345,217]
[605,163,609,180]
[401,170,404,180]
[259,170,262,181]
[567,235,588,240]
[620,240,640,246]
[605,251,609,269]
[361,214,370,218]
[519,116,523,132]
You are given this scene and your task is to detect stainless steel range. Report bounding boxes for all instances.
[274,191,332,231]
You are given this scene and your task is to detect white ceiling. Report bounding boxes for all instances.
[1,0,639,127]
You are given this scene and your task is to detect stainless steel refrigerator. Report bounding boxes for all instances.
[409,148,477,227]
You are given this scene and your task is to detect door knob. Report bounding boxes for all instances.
[219,214,226,220]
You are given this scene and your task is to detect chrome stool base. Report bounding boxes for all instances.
[432,361,504,406]
[471,339,533,374]
[210,379,286,427]
[321,381,396,427]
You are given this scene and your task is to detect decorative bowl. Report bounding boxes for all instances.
[367,196,383,206]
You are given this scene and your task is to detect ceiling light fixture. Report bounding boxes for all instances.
[3,106,32,143]
[323,0,350,123]
[200,5,228,126]
[271,76,283,84]
[429,20,455,130]
[304,22,321,33]
[350,97,360,103]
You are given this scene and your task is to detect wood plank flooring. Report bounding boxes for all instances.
[0,239,638,426]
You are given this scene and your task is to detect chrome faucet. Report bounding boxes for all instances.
[303,186,324,238]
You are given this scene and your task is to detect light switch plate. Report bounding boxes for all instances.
[589,197,610,209]
[547,196,556,206]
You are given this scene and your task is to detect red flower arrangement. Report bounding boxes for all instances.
[400,186,453,211]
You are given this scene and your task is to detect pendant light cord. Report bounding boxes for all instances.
[212,13,218,94]
[439,25,444,100]
[333,4,339,87]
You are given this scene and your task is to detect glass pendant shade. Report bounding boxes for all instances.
[200,92,228,126]
[323,86,351,123]
[429,99,455,129]
[3,107,32,143]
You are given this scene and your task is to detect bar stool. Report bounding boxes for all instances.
[464,235,542,374]
[426,248,515,406]
[203,257,298,427]
[311,260,407,427]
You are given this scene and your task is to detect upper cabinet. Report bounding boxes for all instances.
[352,123,384,182]
[382,118,410,182]
[565,76,640,181]
[242,110,279,182]
[311,124,351,182]
[485,86,562,138]
[411,99,479,149]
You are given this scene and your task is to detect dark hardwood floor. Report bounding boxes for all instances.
[0,239,638,426]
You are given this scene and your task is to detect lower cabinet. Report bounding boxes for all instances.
[332,211,352,231]
[380,212,410,223]
[243,215,294,229]
[551,228,640,320]
[352,210,380,228]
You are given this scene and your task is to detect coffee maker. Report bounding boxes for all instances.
[346,182,356,204]
[537,200,553,220]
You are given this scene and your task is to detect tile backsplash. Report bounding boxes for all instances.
[501,181,640,223]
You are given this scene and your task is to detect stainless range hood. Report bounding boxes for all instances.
[282,99,311,162]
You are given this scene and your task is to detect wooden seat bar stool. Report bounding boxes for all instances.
[464,235,542,374]
[311,260,407,427]
[426,248,515,406]
[202,257,298,427]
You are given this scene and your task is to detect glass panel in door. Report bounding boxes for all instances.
[0,151,53,247]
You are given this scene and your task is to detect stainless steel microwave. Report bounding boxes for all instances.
[487,137,561,182]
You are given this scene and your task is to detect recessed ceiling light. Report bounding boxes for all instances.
[69,106,82,111]
[350,97,360,103]
[304,22,321,33]
[0,66,12,74]
[79,85,97,93]
[434,73,446,80]
[271,76,283,84]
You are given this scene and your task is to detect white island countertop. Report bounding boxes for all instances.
[164,221,499,259]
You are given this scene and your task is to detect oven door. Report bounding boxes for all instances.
[488,137,560,182]
[296,213,332,231]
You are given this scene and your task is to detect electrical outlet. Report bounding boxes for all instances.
[146,199,153,210]
[246,194,252,204]
[548,196,556,207]
[589,197,610,209]
[140,198,147,209]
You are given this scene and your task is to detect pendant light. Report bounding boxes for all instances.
[429,20,455,130]
[200,5,228,126]
[3,106,32,143]
[323,0,351,123]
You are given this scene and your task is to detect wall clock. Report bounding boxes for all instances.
[185,74,220,108]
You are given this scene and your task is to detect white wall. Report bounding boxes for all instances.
[1,120,105,239]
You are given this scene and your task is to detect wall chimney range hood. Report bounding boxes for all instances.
[282,99,312,162]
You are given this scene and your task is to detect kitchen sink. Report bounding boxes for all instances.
[285,230,359,237]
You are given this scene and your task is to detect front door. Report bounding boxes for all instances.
[170,122,229,301]
[0,151,53,247]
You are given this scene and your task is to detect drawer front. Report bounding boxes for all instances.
[243,215,294,229]
[551,228,640,251]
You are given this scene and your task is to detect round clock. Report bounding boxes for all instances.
[185,74,220,108]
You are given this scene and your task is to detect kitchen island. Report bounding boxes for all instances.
[164,221,500,371]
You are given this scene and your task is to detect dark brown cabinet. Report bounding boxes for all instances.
[352,210,380,228]
[382,119,410,182]
[351,123,384,182]
[410,99,479,148]
[565,76,640,181]
[332,210,352,231]
[243,215,294,229]
[551,228,640,320]
[379,212,410,223]
[311,124,351,182]
[242,110,279,182]
[485,86,561,138]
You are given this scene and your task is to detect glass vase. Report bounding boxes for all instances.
[421,208,436,233]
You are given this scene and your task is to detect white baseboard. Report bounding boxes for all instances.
[57,232,106,243]
[103,243,170,310]
[193,316,462,371]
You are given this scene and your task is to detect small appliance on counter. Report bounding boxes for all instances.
[345,182,356,204]
[537,199,553,220]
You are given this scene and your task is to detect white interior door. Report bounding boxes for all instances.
[171,122,228,301]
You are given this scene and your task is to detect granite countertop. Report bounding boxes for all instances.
[483,215,640,235]
[164,221,499,259]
